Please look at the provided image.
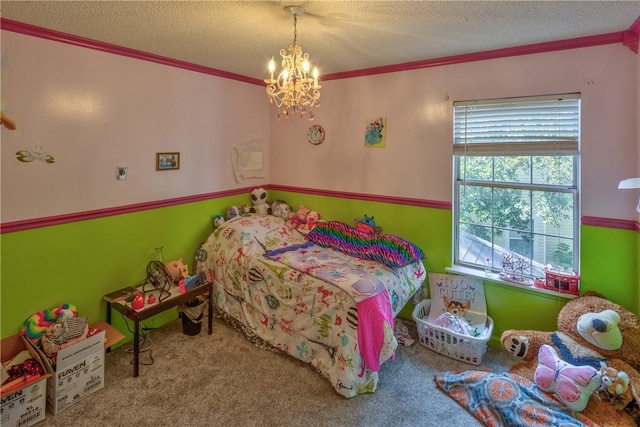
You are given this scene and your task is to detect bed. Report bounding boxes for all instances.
[195,214,426,397]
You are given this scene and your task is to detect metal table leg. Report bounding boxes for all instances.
[106,302,112,353]
[133,319,140,377]
[207,284,213,334]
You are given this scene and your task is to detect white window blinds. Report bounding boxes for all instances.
[453,93,580,156]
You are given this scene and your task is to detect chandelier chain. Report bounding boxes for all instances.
[293,14,298,45]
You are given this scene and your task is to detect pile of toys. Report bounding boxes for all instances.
[22,304,91,360]
[285,205,322,231]
[501,292,640,421]
[212,187,323,232]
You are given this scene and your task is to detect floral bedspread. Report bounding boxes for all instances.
[264,242,389,302]
[195,215,426,397]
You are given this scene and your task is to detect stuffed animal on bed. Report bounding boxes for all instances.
[271,200,291,220]
[212,214,225,229]
[286,205,310,230]
[226,205,241,220]
[501,292,640,420]
[354,215,382,233]
[249,187,270,216]
[305,211,322,230]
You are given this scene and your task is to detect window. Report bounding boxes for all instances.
[453,94,580,281]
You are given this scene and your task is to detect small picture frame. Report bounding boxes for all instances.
[364,117,386,148]
[156,152,180,170]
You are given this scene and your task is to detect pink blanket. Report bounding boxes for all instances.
[357,291,395,371]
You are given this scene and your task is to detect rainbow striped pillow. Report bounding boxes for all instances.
[306,221,424,267]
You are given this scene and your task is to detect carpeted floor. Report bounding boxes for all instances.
[37,315,516,427]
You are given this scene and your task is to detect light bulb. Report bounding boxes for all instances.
[267,59,275,82]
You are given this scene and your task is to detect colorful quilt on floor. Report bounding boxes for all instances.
[434,370,598,427]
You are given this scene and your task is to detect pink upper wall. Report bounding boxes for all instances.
[270,44,640,221]
[1,23,639,226]
[1,31,270,223]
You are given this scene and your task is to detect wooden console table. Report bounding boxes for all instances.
[104,282,213,377]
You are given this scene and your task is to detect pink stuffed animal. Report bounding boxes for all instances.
[286,212,302,230]
[286,205,311,230]
[294,206,310,230]
[296,206,310,224]
[306,211,322,230]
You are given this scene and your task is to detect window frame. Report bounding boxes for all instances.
[452,93,581,281]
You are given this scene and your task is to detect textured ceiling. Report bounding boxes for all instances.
[2,1,639,80]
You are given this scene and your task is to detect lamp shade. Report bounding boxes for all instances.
[618,177,640,213]
[618,176,640,190]
[618,177,640,189]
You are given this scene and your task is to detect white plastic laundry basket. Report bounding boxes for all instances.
[411,299,493,365]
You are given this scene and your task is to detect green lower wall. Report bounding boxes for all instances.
[0,195,246,340]
[580,225,639,306]
[2,191,638,351]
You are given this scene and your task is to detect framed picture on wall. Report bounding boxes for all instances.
[156,152,180,170]
[364,117,386,148]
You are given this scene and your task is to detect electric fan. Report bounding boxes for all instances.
[145,260,172,302]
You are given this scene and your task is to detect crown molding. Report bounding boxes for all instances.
[2,18,635,84]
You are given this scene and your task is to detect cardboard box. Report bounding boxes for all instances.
[1,334,51,427]
[0,378,47,427]
[28,321,124,415]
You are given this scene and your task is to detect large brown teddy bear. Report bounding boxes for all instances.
[501,292,640,424]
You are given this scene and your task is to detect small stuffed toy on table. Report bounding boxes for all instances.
[164,258,188,283]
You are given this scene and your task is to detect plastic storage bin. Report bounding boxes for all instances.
[412,299,493,365]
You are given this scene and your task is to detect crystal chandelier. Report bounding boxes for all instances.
[264,6,321,121]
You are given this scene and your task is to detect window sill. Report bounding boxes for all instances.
[445,265,575,300]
